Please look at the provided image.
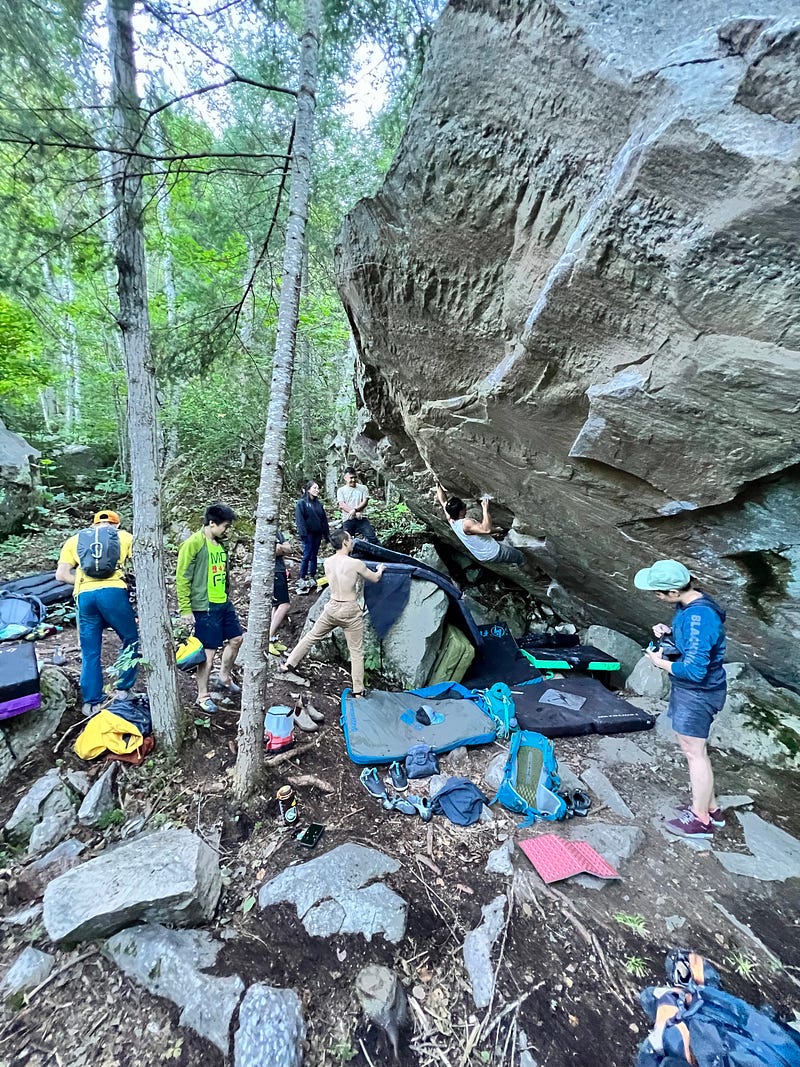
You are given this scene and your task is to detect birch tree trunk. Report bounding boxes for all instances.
[106,0,181,748]
[234,0,321,798]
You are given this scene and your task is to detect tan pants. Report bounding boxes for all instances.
[285,600,365,693]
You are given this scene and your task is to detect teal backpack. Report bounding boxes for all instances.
[493,728,567,826]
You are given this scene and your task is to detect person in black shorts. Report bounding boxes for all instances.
[269,531,293,656]
[176,504,244,714]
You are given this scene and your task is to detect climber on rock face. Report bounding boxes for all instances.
[435,481,524,566]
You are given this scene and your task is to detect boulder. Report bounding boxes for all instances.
[580,764,634,819]
[105,924,244,1055]
[0,418,40,536]
[259,842,407,943]
[234,984,305,1067]
[584,627,644,682]
[77,765,118,827]
[17,839,86,899]
[301,578,450,689]
[5,770,78,849]
[43,828,222,942]
[51,442,116,490]
[486,839,515,877]
[336,0,800,692]
[710,663,800,767]
[714,811,800,882]
[1,947,54,998]
[0,668,72,786]
[564,823,646,890]
[627,656,670,700]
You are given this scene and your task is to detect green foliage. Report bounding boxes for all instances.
[624,955,648,978]
[724,952,757,980]
[614,913,649,936]
[0,294,48,402]
[96,808,126,830]
[370,500,426,540]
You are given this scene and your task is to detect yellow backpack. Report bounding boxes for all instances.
[74,709,144,760]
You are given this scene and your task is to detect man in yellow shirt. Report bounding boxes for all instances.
[176,503,243,714]
[56,508,139,717]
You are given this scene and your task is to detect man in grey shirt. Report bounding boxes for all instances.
[436,482,524,565]
[336,466,379,543]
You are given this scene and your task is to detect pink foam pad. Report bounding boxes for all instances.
[518,834,620,884]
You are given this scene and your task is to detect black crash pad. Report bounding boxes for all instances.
[463,622,542,689]
[512,676,655,737]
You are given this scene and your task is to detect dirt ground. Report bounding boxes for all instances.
[1,543,800,1067]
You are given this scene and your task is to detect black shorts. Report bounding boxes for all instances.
[273,567,289,607]
[193,601,243,650]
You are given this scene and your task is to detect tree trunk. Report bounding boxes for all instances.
[106,0,181,748]
[234,0,321,798]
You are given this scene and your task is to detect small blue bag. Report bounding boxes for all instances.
[405,744,439,779]
[493,728,567,826]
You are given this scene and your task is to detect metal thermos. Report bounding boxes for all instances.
[276,785,297,824]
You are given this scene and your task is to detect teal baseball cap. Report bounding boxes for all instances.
[634,559,691,591]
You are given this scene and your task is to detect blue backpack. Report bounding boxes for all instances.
[493,728,567,826]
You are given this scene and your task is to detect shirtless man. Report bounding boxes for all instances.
[278,529,384,696]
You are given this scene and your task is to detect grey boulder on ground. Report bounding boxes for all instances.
[711,663,800,768]
[355,965,409,1058]
[43,828,222,942]
[105,924,244,1054]
[626,656,670,700]
[234,984,306,1067]
[0,668,72,787]
[259,842,407,943]
[17,839,87,899]
[584,628,644,681]
[0,417,40,536]
[463,894,506,1009]
[565,823,646,890]
[486,839,515,877]
[5,769,79,851]
[482,750,509,792]
[714,812,800,882]
[77,765,118,827]
[593,737,653,767]
[580,763,634,819]
[1,947,55,998]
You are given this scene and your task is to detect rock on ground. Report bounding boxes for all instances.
[565,823,646,890]
[627,656,670,700]
[486,839,515,877]
[0,417,40,536]
[711,663,800,767]
[583,628,643,681]
[234,984,305,1067]
[5,770,64,844]
[482,750,509,792]
[336,0,800,690]
[43,828,222,942]
[0,668,72,786]
[463,894,506,1009]
[1,947,54,998]
[105,924,244,1054]
[77,765,118,827]
[355,965,408,1057]
[17,839,86,899]
[580,763,634,819]
[259,842,407,943]
[594,737,653,767]
[714,812,800,882]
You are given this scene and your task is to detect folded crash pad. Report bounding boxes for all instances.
[512,676,655,737]
[0,640,41,720]
[0,572,73,607]
[518,634,620,673]
[463,621,542,689]
[341,681,496,765]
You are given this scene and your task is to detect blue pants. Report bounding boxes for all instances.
[299,534,324,578]
[342,517,378,544]
[77,587,140,703]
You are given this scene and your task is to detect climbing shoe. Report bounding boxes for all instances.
[294,705,320,733]
[195,696,218,715]
[388,761,408,792]
[360,767,387,800]
[268,642,283,656]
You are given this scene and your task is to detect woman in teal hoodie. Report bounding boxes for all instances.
[635,559,727,841]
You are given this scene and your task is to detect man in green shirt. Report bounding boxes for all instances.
[176,503,243,714]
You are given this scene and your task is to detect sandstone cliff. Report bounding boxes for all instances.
[336,0,800,686]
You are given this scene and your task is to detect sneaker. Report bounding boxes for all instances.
[360,767,387,800]
[665,810,714,839]
[270,641,287,653]
[212,676,242,694]
[81,701,105,718]
[389,761,408,792]
[195,696,218,715]
[708,807,726,828]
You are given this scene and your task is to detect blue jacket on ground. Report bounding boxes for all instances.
[670,593,726,690]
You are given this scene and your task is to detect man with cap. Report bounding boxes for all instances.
[56,509,139,717]
[634,559,727,840]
